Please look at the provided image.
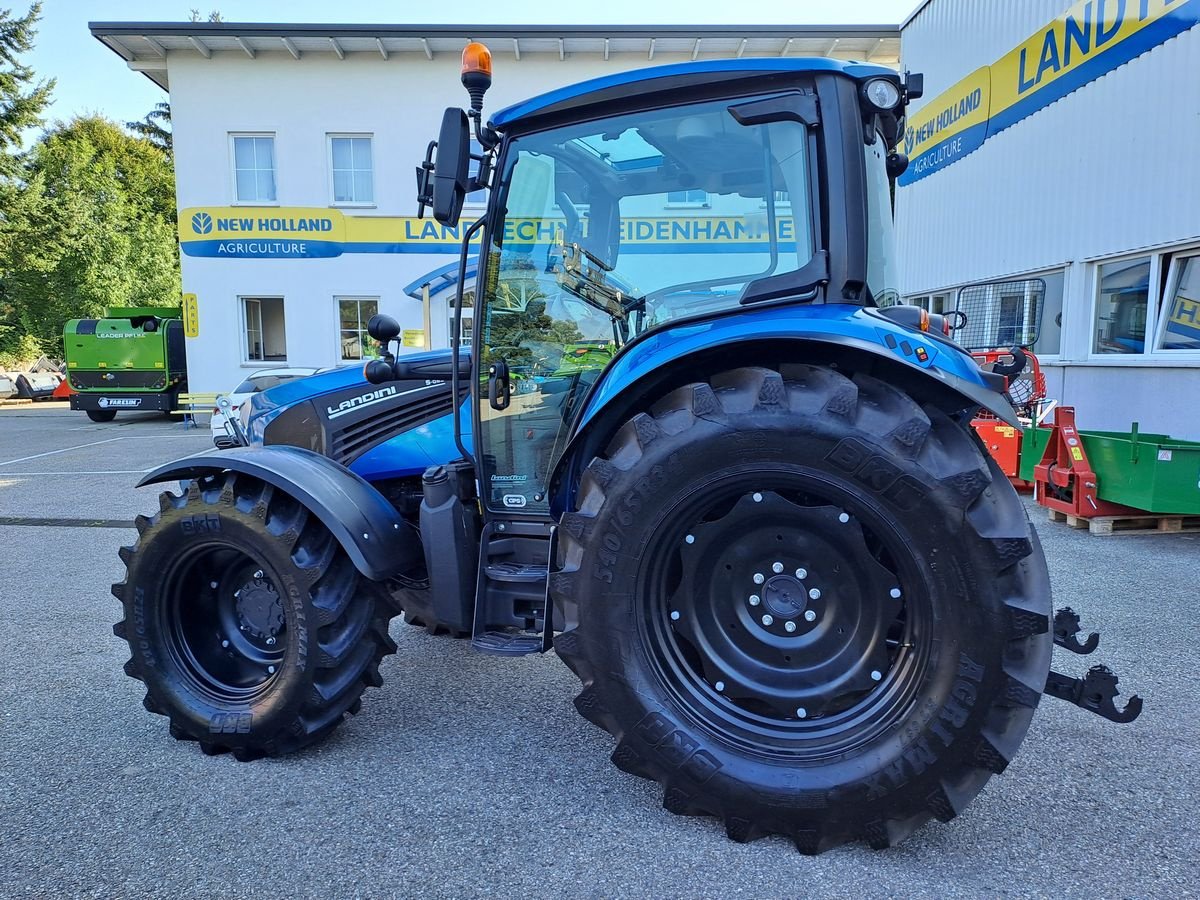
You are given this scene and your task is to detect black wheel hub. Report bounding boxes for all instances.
[659,489,910,724]
[235,574,284,642]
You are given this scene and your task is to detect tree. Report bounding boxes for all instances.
[127,101,171,154]
[0,2,53,180]
[0,117,181,354]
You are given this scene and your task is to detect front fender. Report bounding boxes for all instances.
[138,446,417,582]
[549,304,1017,515]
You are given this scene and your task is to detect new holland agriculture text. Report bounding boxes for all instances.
[179,207,800,259]
[900,0,1199,185]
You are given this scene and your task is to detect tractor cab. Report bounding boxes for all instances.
[411,49,919,519]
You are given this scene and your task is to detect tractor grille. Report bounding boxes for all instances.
[69,370,177,390]
[329,392,455,465]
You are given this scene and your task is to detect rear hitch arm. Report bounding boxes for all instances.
[1053,606,1100,655]
[1045,664,1143,724]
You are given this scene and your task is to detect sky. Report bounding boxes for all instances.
[28,0,918,133]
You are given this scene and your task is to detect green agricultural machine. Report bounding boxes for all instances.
[64,307,187,422]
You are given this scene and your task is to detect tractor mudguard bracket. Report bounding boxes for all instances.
[1053,606,1100,655]
[1045,664,1143,723]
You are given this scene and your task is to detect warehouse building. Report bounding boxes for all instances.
[89,22,899,393]
[896,0,1200,438]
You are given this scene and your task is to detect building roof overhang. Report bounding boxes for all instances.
[88,22,902,90]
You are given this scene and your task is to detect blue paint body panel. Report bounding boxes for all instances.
[245,352,472,483]
[491,58,898,129]
[574,304,992,434]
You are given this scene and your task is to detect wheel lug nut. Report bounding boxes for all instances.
[748,595,761,606]
[221,640,229,648]
[752,492,763,502]
[796,707,808,719]
[871,670,883,681]
[784,621,797,633]
[267,666,276,674]
[685,534,695,544]
[210,581,218,589]
[266,637,276,646]
[761,614,774,626]
[670,610,681,621]
[795,568,807,579]
[254,570,263,579]
[714,681,725,692]
[838,512,850,523]
[804,610,817,622]
[772,562,784,574]
[753,573,765,585]
[890,587,902,599]
[808,588,821,600]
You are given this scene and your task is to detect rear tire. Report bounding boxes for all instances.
[551,365,1051,852]
[113,472,400,759]
[87,409,117,423]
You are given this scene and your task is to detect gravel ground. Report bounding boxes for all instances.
[0,405,1196,898]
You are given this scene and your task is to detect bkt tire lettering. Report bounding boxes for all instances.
[634,712,723,784]
[826,437,927,510]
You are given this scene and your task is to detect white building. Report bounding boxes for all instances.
[896,0,1200,438]
[90,22,899,393]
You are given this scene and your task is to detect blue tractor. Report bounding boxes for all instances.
[113,47,1140,852]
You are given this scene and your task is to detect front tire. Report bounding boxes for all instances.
[87,409,117,423]
[113,473,400,759]
[551,365,1051,852]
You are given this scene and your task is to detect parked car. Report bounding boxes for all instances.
[211,367,317,447]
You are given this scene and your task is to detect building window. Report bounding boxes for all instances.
[232,135,277,203]
[1093,257,1151,355]
[329,135,374,205]
[1156,255,1200,351]
[242,297,287,362]
[955,278,1046,351]
[666,189,708,206]
[337,297,380,361]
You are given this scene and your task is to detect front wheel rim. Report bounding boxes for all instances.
[162,544,289,703]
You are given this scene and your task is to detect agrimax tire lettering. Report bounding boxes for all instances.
[865,653,986,799]
[635,712,722,784]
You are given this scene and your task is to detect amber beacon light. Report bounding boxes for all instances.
[461,42,493,112]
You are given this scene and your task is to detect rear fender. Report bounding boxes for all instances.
[548,305,1017,516]
[138,446,418,581]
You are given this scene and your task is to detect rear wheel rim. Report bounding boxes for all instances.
[162,544,288,703]
[638,470,933,759]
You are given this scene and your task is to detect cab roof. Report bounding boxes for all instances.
[491,57,896,130]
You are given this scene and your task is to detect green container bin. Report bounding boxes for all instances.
[1020,424,1200,515]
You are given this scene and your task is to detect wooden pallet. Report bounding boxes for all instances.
[1047,507,1200,536]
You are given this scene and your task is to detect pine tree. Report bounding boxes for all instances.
[127,101,172,154]
[0,2,54,180]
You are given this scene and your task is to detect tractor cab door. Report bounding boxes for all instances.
[474,153,617,517]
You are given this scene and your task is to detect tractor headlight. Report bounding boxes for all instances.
[863,78,901,111]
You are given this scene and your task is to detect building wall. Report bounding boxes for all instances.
[167,49,800,393]
[897,0,1200,439]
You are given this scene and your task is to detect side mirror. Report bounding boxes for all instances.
[367,313,401,342]
[432,108,471,227]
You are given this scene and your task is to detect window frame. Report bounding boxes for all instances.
[664,188,710,209]
[229,133,279,205]
[1086,251,1161,362]
[1150,250,1200,359]
[239,296,288,366]
[335,296,381,363]
[326,133,376,208]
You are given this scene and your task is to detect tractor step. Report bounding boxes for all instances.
[485,561,548,583]
[1044,664,1143,723]
[471,630,543,656]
